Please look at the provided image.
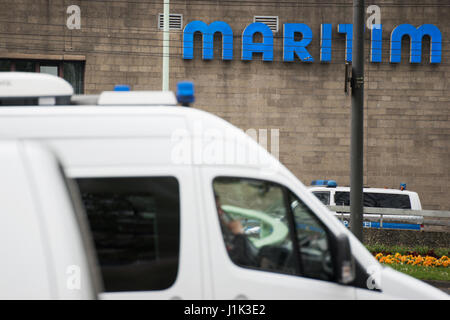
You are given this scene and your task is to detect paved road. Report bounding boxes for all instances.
[424,280,450,295]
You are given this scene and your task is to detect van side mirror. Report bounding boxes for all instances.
[333,233,355,285]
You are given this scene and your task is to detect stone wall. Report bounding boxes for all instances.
[364,229,450,248]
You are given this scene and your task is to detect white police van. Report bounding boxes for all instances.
[308,180,422,210]
[0,72,447,300]
[308,180,424,230]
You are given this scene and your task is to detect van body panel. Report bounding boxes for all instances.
[23,142,97,299]
[0,141,97,299]
[0,142,53,299]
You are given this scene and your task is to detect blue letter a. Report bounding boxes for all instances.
[242,22,274,61]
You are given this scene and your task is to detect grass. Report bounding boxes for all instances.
[366,244,450,282]
[382,263,450,282]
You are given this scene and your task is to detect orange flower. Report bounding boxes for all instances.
[373,252,449,268]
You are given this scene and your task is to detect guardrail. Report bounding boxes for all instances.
[326,205,450,230]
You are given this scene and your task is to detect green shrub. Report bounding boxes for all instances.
[365,243,449,258]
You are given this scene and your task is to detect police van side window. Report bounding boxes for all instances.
[364,193,411,209]
[76,177,180,292]
[334,191,350,206]
[335,191,411,209]
[213,177,335,282]
[312,191,330,205]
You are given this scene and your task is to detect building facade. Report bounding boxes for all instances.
[1,0,449,210]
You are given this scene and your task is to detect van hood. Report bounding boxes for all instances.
[378,266,449,299]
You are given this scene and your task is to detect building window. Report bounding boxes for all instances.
[253,16,279,33]
[158,13,183,30]
[15,60,36,73]
[76,177,180,292]
[0,59,84,94]
[63,61,84,94]
[40,64,59,76]
[0,60,11,71]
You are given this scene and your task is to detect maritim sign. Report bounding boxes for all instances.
[182,21,442,64]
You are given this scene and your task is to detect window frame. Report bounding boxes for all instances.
[0,58,85,93]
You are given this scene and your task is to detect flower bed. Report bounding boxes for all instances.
[375,253,449,267]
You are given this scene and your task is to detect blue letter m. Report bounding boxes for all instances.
[183,21,233,60]
[390,24,442,64]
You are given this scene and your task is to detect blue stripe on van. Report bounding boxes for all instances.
[341,220,421,231]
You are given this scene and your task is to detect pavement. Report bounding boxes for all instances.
[423,280,450,295]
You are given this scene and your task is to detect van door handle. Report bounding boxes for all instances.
[234,294,248,300]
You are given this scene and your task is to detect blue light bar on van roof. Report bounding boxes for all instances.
[311,180,337,187]
[114,85,130,91]
[176,81,195,106]
[400,183,407,191]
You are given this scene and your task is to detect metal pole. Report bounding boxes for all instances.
[162,0,170,91]
[350,0,365,241]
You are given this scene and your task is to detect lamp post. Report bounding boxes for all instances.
[350,0,365,241]
[162,0,170,91]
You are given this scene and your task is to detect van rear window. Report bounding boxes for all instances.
[334,192,411,209]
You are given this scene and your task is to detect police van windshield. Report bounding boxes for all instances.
[334,192,411,209]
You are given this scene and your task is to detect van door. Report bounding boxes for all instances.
[200,168,356,300]
[70,166,203,299]
[23,142,100,299]
[0,141,98,299]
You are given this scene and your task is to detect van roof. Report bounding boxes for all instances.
[0,105,284,172]
[308,186,419,195]
[0,105,235,139]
